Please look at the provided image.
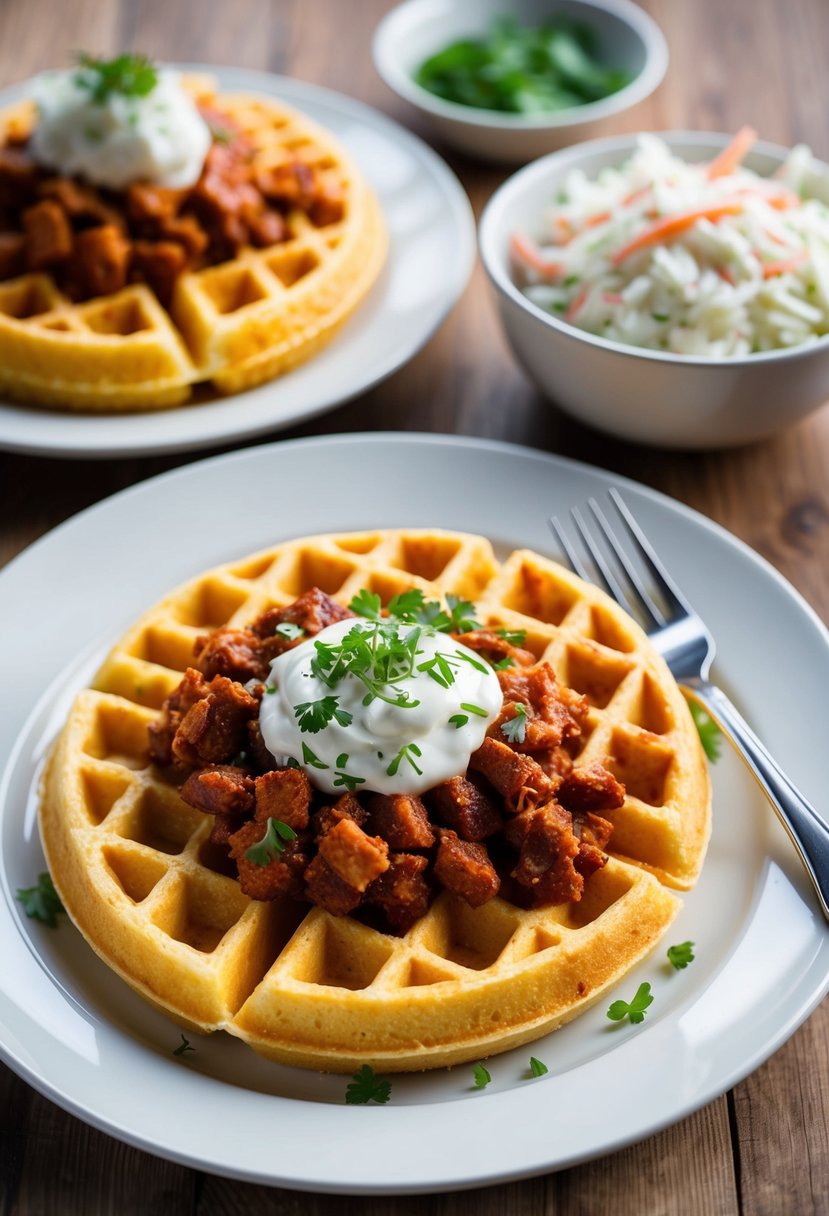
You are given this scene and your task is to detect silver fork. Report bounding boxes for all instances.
[549,488,829,921]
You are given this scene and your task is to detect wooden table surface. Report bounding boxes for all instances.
[1,0,827,1212]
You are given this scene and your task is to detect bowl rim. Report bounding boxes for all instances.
[478,128,829,367]
[372,0,669,131]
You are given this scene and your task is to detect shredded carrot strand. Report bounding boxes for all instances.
[611,201,745,266]
[510,231,563,280]
[565,284,589,322]
[706,126,758,180]
[761,249,809,277]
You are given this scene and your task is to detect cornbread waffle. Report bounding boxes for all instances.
[40,529,710,1072]
[0,86,386,411]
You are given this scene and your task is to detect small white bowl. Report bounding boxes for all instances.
[373,0,668,164]
[479,131,829,449]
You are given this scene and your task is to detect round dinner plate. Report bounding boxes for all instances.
[1,434,827,1195]
[0,69,475,460]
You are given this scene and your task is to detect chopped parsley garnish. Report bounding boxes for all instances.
[301,742,329,770]
[347,588,481,634]
[495,627,527,646]
[607,981,654,1025]
[74,53,158,104]
[173,1034,195,1056]
[651,312,670,323]
[245,817,297,866]
[460,702,488,717]
[386,742,423,778]
[528,1056,549,1078]
[667,941,695,970]
[294,696,353,734]
[472,1062,492,1089]
[16,872,64,927]
[689,702,722,762]
[275,622,305,641]
[493,657,515,670]
[345,1065,391,1105]
[500,703,528,744]
[333,770,366,792]
[448,713,468,729]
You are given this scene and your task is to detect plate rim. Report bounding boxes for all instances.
[1,431,827,1194]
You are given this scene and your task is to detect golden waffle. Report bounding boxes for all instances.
[40,529,711,1072]
[0,88,386,411]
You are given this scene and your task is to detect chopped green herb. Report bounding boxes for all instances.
[264,683,277,695]
[448,713,469,729]
[245,817,297,866]
[301,742,329,770]
[333,770,366,792]
[208,121,235,145]
[336,753,349,768]
[528,1056,549,1078]
[667,941,695,970]
[275,622,305,641]
[294,696,353,734]
[500,703,528,744]
[413,16,631,115]
[16,872,64,927]
[345,1065,391,1105]
[651,312,670,322]
[493,656,515,670]
[386,742,423,778]
[173,1034,195,1056]
[74,52,158,104]
[563,274,581,287]
[460,702,488,718]
[348,588,383,619]
[472,1062,492,1089]
[607,981,653,1025]
[689,702,722,762]
[495,627,527,646]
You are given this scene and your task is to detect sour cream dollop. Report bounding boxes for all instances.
[259,617,503,797]
[30,66,212,190]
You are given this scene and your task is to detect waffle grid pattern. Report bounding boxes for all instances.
[0,88,386,410]
[41,530,710,1071]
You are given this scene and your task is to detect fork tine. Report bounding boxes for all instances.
[547,514,591,580]
[607,488,688,616]
[587,497,668,628]
[569,505,640,613]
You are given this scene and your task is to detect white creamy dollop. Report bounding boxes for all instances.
[259,617,503,796]
[30,66,212,190]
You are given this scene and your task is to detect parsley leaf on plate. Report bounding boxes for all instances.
[607,981,654,1025]
[345,1065,391,1105]
[689,701,722,762]
[472,1062,491,1089]
[667,941,695,970]
[16,871,64,927]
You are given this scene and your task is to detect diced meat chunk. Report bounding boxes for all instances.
[433,830,500,907]
[131,239,187,305]
[180,764,255,817]
[229,819,310,901]
[427,775,501,840]
[316,818,389,892]
[22,199,72,268]
[195,625,272,682]
[71,224,131,297]
[557,763,625,812]
[366,853,431,935]
[254,768,311,830]
[126,183,185,225]
[469,737,554,813]
[304,854,362,916]
[0,231,25,278]
[490,661,588,752]
[366,792,435,849]
[511,804,583,905]
[454,628,536,669]
[250,588,353,639]
[171,675,258,767]
[312,792,367,838]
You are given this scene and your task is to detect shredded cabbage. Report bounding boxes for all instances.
[512,134,829,357]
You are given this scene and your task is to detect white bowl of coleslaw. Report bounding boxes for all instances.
[479,130,829,447]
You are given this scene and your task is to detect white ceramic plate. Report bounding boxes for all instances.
[1,434,827,1195]
[0,70,474,460]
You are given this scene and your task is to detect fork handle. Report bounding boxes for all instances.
[685,678,829,921]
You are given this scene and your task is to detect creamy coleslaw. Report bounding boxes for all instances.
[512,131,829,357]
